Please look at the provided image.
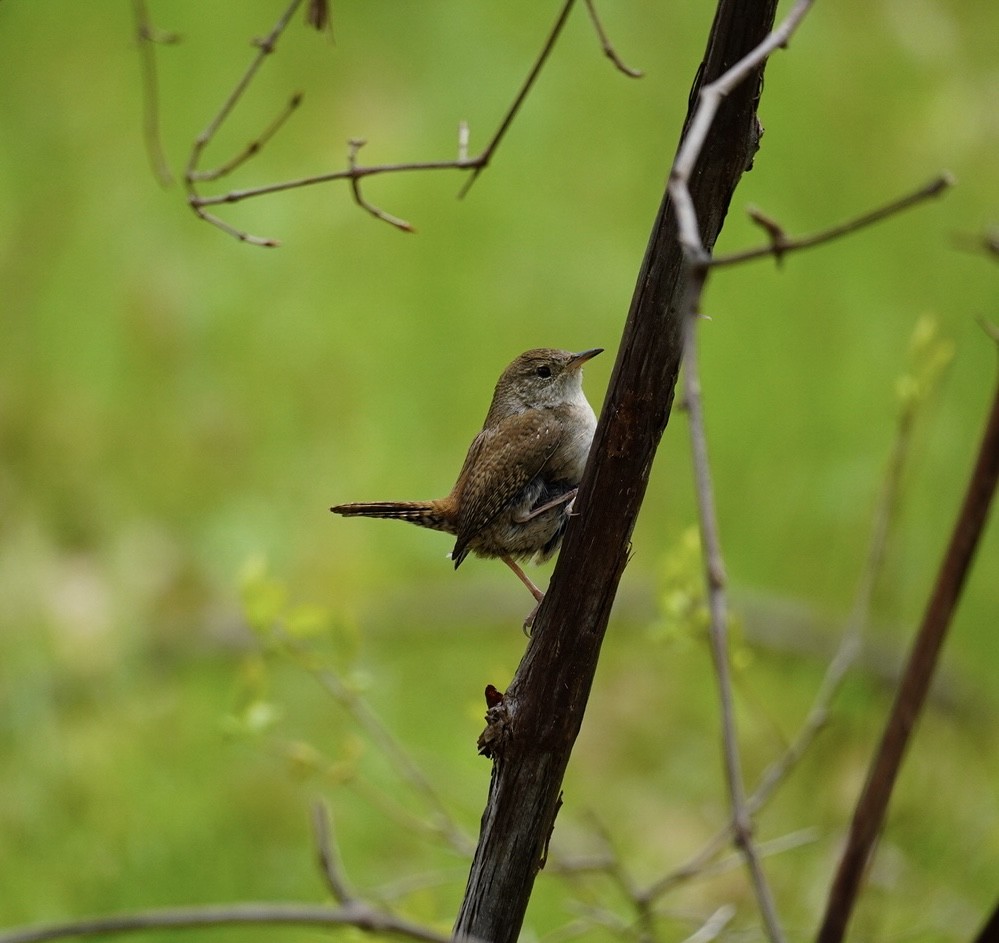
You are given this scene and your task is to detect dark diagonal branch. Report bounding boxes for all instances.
[816,327,999,943]
[451,3,784,942]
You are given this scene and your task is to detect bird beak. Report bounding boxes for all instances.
[569,348,603,370]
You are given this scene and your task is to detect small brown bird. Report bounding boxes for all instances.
[331,347,603,628]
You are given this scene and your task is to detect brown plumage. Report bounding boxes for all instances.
[330,347,602,628]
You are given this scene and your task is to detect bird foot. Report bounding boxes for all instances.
[513,488,578,524]
[522,597,542,636]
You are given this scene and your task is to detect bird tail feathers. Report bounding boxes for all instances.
[330,501,453,534]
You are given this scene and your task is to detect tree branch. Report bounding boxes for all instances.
[816,326,999,943]
[0,903,450,943]
[683,314,785,943]
[184,1,596,244]
[714,173,954,268]
[582,0,644,78]
[131,0,178,187]
[452,2,783,941]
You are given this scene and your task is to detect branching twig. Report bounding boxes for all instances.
[347,139,416,232]
[132,0,178,187]
[0,800,458,943]
[184,1,619,243]
[456,0,578,199]
[668,0,816,263]
[184,0,306,246]
[816,326,999,943]
[714,174,954,268]
[189,92,304,184]
[279,633,474,857]
[583,0,643,78]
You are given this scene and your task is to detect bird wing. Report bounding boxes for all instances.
[451,410,562,565]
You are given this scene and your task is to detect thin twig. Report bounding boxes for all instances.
[278,633,474,857]
[683,313,786,943]
[347,139,416,232]
[816,329,999,943]
[582,0,643,78]
[132,0,178,187]
[189,92,304,183]
[953,229,999,262]
[668,0,816,262]
[192,157,481,208]
[185,0,304,181]
[184,0,306,245]
[678,905,736,943]
[311,800,355,903]
[713,174,954,268]
[186,1,586,242]
[0,903,451,943]
[641,312,940,909]
[457,0,578,199]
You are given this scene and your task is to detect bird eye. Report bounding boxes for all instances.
[535,365,552,379]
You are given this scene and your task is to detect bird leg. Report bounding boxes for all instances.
[501,555,545,634]
[512,488,578,524]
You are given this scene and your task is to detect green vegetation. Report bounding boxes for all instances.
[1,2,997,940]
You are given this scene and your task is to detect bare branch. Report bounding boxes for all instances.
[132,0,178,187]
[184,0,306,244]
[189,92,304,184]
[280,633,474,857]
[668,0,816,263]
[456,0,578,199]
[973,896,999,943]
[0,903,451,943]
[817,335,999,942]
[184,1,589,242]
[714,173,954,268]
[185,0,303,180]
[347,139,416,232]
[683,313,785,943]
[639,311,940,910]
[311,800,356,904]
[583,0,643,78]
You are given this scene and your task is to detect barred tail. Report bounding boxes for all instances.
[330,500,454,534]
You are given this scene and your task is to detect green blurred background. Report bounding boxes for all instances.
[1,1,997,940]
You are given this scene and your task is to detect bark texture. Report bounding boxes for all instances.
[453,2,780,940]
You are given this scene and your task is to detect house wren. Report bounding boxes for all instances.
[330,347,603,628]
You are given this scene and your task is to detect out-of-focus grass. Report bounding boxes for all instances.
[1,1,997,939]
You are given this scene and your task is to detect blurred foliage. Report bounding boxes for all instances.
[1,1,997,941]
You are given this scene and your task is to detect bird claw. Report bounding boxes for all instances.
[523,599,541,636]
